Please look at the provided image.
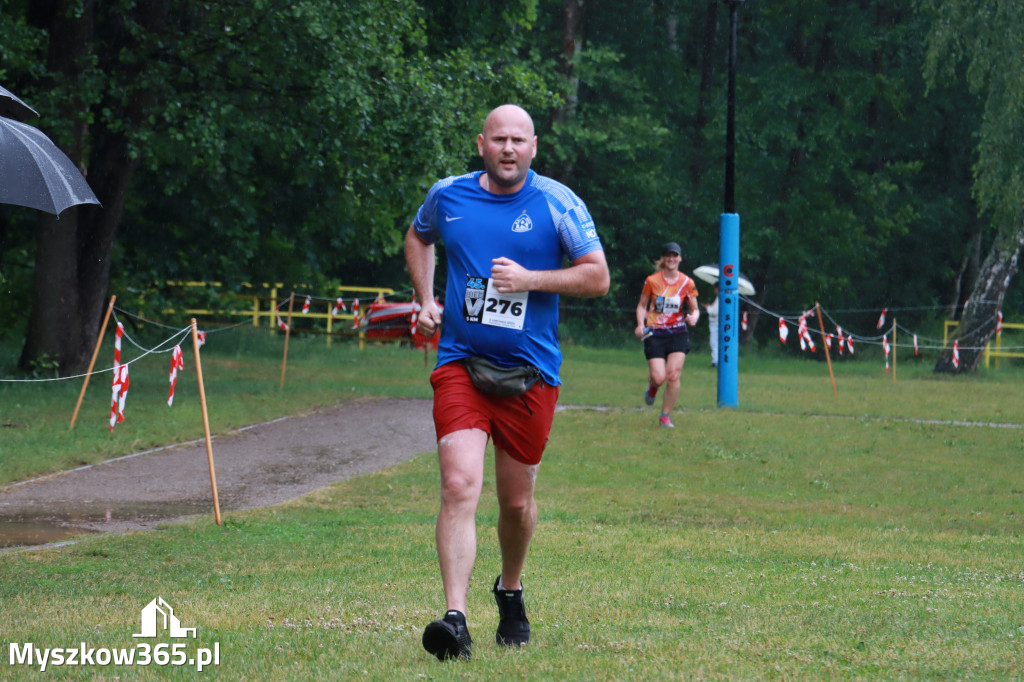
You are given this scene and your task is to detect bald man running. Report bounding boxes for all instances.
[405,104,609,661]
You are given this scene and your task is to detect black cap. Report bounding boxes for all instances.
[662,241,681,255]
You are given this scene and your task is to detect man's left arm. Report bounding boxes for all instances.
[490,250,610,298]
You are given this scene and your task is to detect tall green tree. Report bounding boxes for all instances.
[526,1,966,340]
[7,0,548,374]
[921,0,1024,372]
[729,2,962,340]
[2,0,1011,369]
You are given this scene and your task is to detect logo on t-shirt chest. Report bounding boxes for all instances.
[511,211,533,233]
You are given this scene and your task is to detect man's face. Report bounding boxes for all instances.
[477,107,537,194]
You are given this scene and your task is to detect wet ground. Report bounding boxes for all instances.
[0,398,436,550]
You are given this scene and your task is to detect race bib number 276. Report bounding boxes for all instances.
[463,275,528,330]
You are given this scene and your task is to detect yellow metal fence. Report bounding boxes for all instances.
[159,281,397,346]
[943,320,1024,368]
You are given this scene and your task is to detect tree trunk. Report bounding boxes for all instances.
[934,207,1023,373]
[18,176,135,378]
[947,226,982,319]
[691,0,719,185]
[554,0,584,125]
[654,0,680,54]
[19,0,96,375]
[19,0,153,375]
[20,213,85,373]
[550,0,585,182]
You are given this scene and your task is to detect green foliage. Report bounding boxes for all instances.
[102,0,561,291]
[0,6,46,81]
[919,0,1024,371]
[0,0,1020,364]
[921,0,1024,229]
[543,44,677,304]
[24,352,60,379]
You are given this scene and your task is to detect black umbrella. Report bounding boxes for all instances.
[0,114,101,216]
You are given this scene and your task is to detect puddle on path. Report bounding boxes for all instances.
[0,502,212,550]
[0,520,96,548]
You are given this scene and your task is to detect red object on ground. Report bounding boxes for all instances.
[363,301,442,350]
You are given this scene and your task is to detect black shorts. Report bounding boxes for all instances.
[643,330,691,360]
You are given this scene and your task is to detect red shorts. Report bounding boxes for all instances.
[430,361,560,465]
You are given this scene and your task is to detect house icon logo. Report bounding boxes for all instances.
[133,597,197,639]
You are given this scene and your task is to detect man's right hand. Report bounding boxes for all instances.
[417,299,443,337]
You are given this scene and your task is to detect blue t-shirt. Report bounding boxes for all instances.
[413,169,603,385]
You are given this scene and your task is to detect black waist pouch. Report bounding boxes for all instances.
[461,356,541,397]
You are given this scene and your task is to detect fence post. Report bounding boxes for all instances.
[892,319,897,382]
[269,288,278,336]
[816,302,837,396]
[326,301,333,347]
[280,292,295,389]
[191,318,222,526]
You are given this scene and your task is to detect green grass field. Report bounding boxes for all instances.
[1,331,1023,679]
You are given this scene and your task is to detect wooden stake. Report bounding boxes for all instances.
[816,302,837,396]
[191,318,222,526]
[279,292,295,389]
[70,295,117,430]
[892,318,897,383]
[326,300,333,348]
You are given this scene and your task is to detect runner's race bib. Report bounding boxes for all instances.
[464,275,528,330]
[654,295,682,315]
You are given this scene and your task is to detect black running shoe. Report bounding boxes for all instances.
[493,576,530,646]
[422,610,472,661]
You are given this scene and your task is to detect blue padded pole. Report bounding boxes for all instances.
[717,213,740,408]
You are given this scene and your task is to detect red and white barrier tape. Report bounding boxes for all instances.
[168,344,184,406]
[109,323,127,431]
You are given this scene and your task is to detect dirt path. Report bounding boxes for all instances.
[0,398,436,549]
[4,396,1014,551]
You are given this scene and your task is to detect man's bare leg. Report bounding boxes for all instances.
[491,447,537,646]
[494,448,538,590]
[436,428,488,613]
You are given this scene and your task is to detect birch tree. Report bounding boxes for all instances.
[922,0,1024,372]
